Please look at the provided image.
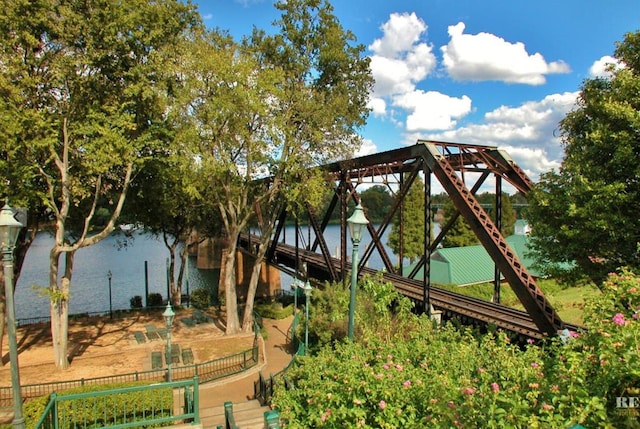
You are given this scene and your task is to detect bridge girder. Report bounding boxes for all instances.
[261,140,564,337]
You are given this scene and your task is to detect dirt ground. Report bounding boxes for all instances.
[0,308,256,386]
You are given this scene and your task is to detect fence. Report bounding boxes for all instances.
[34,377,199,429]
[254,312,301,406]
[1,321,259,410]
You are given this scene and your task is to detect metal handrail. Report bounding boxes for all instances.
[0,344,258,408]
[34,377,199,429]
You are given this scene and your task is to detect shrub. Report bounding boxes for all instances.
[147,292,163,308]
[272,270,640,428]
[22,382,170,429]
[190,288,211,310]
[129,295,143,309]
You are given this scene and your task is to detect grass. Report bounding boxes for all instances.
[436,278,600,326]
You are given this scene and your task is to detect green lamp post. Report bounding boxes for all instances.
[346,203,369,341]
[163,302,175,382]
[302,281,312,354]
[0,202,26,429]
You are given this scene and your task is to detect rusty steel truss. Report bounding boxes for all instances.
[262,140,565,337]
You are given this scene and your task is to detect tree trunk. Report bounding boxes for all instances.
[50,250,73,369]
[221,237,240,335]
[176,244,188,306]
[241,238,269,333]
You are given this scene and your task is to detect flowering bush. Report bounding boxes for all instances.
[272,270,640,428]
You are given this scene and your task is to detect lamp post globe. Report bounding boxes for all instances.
[163,302,175,382]
[0,202,26,429]
[346,203,368,341]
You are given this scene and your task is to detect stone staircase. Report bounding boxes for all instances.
[201,400,273,429]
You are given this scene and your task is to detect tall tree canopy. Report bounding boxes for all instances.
[526,30,640,285]
[173,0,373,334]
[387,176,429,263]
[0,0,200,368]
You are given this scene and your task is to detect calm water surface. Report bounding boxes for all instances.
[15,223,437,320]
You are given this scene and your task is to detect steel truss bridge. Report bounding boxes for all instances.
[240,140,577,339]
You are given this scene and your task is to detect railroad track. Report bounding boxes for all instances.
[241,235,581,339]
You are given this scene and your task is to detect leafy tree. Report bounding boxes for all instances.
[387,176,431,262]
[123,151,205,307]
[0,0,200,368]
[360,185,393,223]
[173,0,373,335]
[526,30,640,284]
[441,199,479,248]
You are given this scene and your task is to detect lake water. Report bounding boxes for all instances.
[15,223,438,320]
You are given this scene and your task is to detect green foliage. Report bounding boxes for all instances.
[272,269,640,427]
[441,199,478,248]
[387,176,431,262]
[129,295,143,309]
[255,302,295,320]
[190,288,212,310]
[22,382,170,429]
[526,30,640,284]
[360,186,394,223]
[147,293,163,308]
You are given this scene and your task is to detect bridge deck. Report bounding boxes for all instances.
[240,235,580,339]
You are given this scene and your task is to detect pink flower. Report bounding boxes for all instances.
[447,401,456,409]
[383,364,389,370]
[379,400,387,410]
[613,313,627,326]
[491,382,500,393]
[527,338,535,344]
[403,380,411,388]
[321,409,331,422]
[551,385,559,392]
[530,362,540,369]
[461,387,476,395]
[628,287,637,293]
[541,403,553,411]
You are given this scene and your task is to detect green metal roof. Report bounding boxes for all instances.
[402,233,541,286]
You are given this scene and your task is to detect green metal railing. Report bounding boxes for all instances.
[35,377,199,429]
[0,343,258,408]
[254,313,300,406]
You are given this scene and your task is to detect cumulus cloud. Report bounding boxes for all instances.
[441,22,570,85]
[588,55,625,78]
[393,90,472,131]
[355,138,378,157]
[368,13,437,99]
[367,97,387,117]
[417,92,579,181]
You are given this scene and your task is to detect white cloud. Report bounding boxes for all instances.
[393,90,472,131]
[416,92,579,181]
[368,13,437,98]
[441,22,570,85]
[367,97,387,117]
[588,55,625,78]
[355,138,378,157]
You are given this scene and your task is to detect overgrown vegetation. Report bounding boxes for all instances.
[273,271,640,427]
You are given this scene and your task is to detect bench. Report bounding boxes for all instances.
[182,348,194,365]
[133,331,146,344]
[165,343,181,365]
[151,351,162,369]
[145,324,160,341]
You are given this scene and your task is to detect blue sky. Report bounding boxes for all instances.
[196,0,639,190]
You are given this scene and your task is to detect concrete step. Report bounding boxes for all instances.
[200,399,272,429]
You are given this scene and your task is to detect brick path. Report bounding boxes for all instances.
[198,315,295,409]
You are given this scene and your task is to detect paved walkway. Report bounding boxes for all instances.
[198,315,296,409]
